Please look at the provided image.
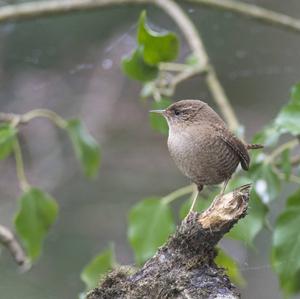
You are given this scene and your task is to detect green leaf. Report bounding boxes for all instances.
[250,163,281,202]
[215,249,246,286]
[272,188,300,294]
[128,197,175,264]
[121,47,158,82]
[81,246,115,290]
[66,119,101,178]
[275,82,300,136]
[149,99,171,135]
[137,11,179,65]
[0,124,17,160]
[14,188,58,261]
[227,191,268,247]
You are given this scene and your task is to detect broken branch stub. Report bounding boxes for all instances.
[87,184,251,299]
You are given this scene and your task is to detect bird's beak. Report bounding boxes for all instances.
[149,109,166,114]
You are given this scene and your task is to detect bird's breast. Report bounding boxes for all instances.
[167,126,239,185]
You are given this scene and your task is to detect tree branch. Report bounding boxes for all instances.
[0,0,299,33]
[187,0,300,33]
[0,224,30,270]
[87,184,251,298]
[0,109,67,128]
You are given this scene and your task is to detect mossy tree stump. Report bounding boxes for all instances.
[87,184,251,299]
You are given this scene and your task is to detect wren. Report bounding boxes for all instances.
[151,99,262,212]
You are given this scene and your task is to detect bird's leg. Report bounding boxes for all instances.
[188,185,203,213]
[219,177,230,197]
[189,191,199,213]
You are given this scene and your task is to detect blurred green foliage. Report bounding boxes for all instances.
[215,249,246,287]
[0,112,101,265]
[275,83,300,135]
[128,197,175,265]
[272,189,300,294]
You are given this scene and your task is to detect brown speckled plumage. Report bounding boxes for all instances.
[160,99,260,192]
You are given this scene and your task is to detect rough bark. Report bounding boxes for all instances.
[87,184,251,299]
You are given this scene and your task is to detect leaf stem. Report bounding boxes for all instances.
[159,62,190,72]
[272,165,300,185]
[22,109,67,129]
[266,139,299,164]
[156,65,205,97]
[13,139,30,192]
[171,65,206,87]
[0,109,67,129]
[162,184,194,205]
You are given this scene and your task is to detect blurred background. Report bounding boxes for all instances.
[0,0,300,298]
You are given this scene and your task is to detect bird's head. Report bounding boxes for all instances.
[150,100,206,128]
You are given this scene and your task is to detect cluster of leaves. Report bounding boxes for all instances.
[0,115,100,263]
[121,11,179,82]
[80,10,300,298]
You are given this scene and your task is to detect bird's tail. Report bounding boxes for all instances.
[246,143,264,150]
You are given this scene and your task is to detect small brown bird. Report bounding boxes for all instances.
[151,99,262,212]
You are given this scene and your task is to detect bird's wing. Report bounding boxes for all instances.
[214,125,250,170]
[220,134,250,170]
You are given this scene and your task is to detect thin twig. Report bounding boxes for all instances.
[0,0,299,33]
[275,155,300,168]
[187,0,300,33]
[0,109,67,129]
[272,166,300,185]
[13,139,30,192]
[172,66,206,86]
[0,112,17,123]
[0,224,30,270]
[266,139,298,164]
[22,109,67,129]
[290,155,300,167]
[159,62,190,72]
[158,65,206,96]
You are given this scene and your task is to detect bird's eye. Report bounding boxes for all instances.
[174,109,181,116]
